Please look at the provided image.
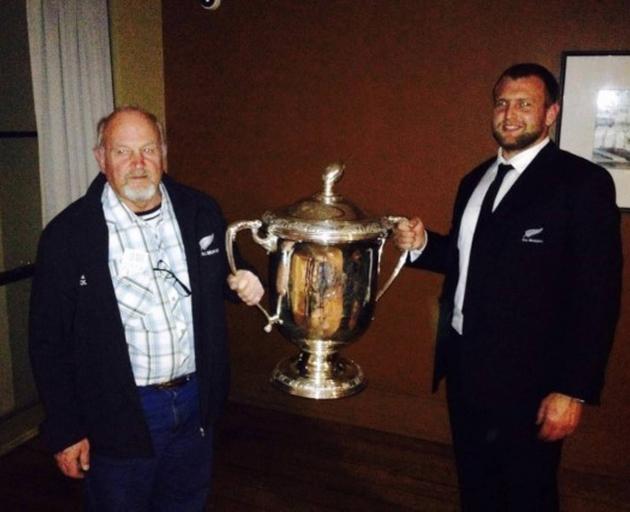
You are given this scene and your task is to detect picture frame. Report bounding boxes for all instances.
[557,51,630,211]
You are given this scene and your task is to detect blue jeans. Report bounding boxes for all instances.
[84,375,213,512]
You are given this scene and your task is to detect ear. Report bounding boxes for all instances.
[93,147,106,173]
[162,144,168,174]
[545,102,560,127]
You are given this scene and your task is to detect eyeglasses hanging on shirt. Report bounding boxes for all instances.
[152,259,192,297]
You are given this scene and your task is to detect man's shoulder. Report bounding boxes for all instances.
[553,145,604,171]
[37,175,106,253]
[550,145,615,191]
[43,186,101,236]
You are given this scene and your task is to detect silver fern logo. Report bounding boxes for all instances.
[522,227,544,243]
[199,234,219,256]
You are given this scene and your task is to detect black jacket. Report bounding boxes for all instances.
[409,143,622,407]
[29,174,240,456]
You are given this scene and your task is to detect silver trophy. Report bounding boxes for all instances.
[226,163,408,399]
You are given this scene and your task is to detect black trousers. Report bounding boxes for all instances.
[445,329,563,512]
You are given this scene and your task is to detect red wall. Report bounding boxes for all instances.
[163,0,630,478]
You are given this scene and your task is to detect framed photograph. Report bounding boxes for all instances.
[557,51,630,211]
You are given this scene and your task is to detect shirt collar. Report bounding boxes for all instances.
[497,137,550,175]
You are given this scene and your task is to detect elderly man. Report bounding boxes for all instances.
[29,106,263,511]
[395,64,621,511]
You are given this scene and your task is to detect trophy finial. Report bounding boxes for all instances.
[322,162,345,198]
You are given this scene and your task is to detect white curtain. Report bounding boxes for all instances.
[27,0,114,224]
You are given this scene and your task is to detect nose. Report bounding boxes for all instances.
[503,102,517,121]
[130,150,145,168]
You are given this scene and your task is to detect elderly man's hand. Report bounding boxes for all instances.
[227,270,264,306]
[55,438,90,479]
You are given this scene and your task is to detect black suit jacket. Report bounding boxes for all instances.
[29,174,242,457]
[409,143,622,408]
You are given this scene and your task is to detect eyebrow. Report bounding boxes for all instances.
[108,142,159,149]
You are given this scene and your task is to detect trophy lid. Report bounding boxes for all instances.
[261,163,392,243]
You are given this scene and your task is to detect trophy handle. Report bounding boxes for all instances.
[375,216,409,302]
[225,219,283,332]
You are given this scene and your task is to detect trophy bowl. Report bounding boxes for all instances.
[226,163,408,399]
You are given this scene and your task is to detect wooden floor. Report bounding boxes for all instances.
[0,401,628,511]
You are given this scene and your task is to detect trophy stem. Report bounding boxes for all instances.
[270,340,365,399]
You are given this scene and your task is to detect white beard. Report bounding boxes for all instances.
[122,182,158,203]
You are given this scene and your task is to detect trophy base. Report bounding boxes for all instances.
[270,352,366,399]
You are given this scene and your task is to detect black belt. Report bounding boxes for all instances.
[146,373,194,390]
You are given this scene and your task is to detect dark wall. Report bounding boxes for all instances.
[163,0,630,478]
